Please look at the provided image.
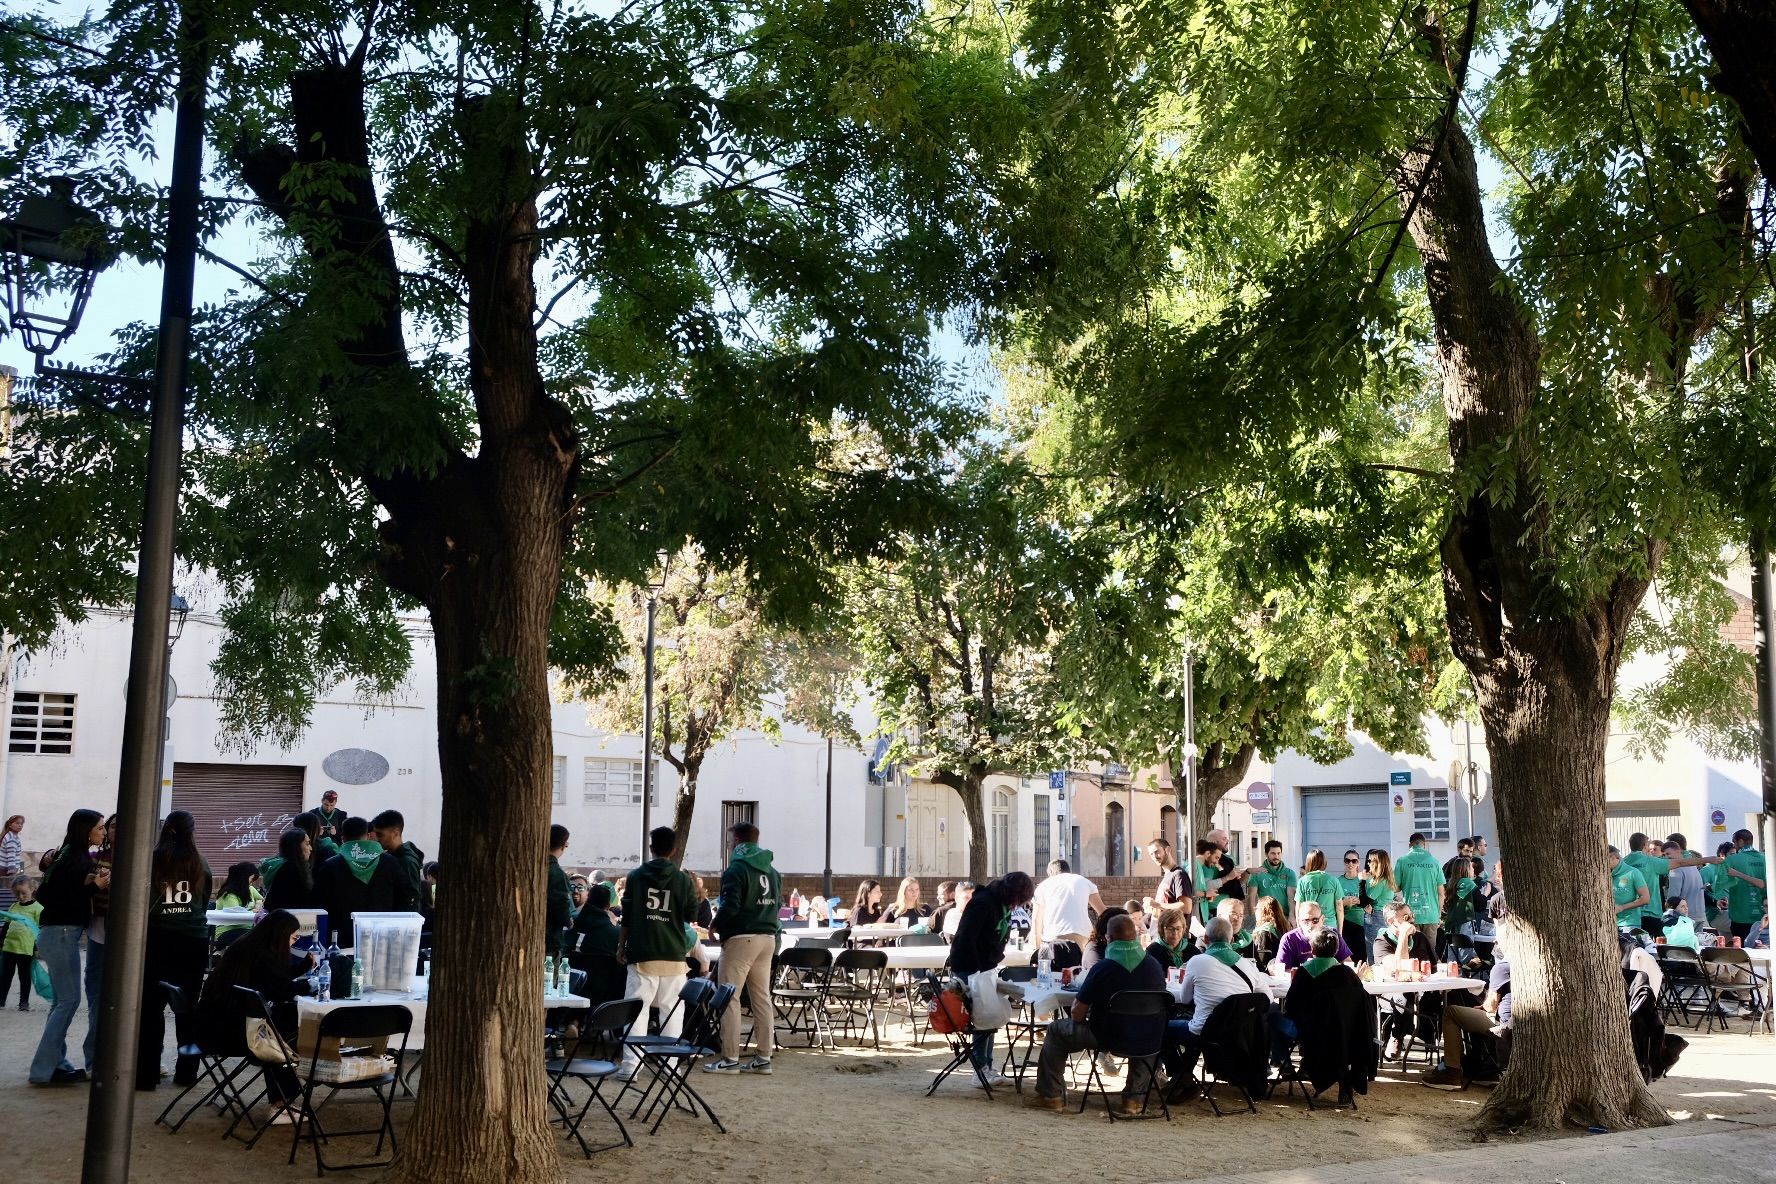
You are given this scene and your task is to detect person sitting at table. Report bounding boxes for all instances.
[1422,931,1512,1090]
[1276,901,1351,971]
[213,862,262,943]
[1249,896,1286,973]
[1124,898,1152,942]
[1373,900,1442,1060]
[263,828,325,912]
[1146,907,1194,972]
[1217,896,1252,953]
[1025,913,1165,1114]
[1372,900,1435,967]
[928,881,958,936]
[567,883,627,1006]
[1163,916,1265,1103]
[689,872,716,931]
[851,879,885,926]
[317,816,410,948]
[883,876,930,928]
[1079,906,1131,974]
[1281,926,1374,1105]
[943,882,974,940]
[196,909,317,1126]
[1661,896,1702,952]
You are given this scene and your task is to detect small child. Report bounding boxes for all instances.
[1662,894,1701,952]
[1,875,44,1011]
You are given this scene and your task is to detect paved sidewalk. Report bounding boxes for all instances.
[1191,1118,1776,1184]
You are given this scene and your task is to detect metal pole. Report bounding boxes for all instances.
[823,735,833,901]
[1462,716,1476,838]
[82,8,206,1181]
[1751,535,1776,945]
[1182,646,1198,858]
[640,591,657,863]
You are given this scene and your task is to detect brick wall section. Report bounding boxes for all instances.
[565,867,1165,909]
[1722,587,1756,653]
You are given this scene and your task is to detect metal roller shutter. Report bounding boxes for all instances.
[171,762,305,874]
[1605,801,1682,853]
[1300,784,1390,860]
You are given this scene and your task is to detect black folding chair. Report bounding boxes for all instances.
[548,997,643,1157]
[1701,946,1770,1032]
[1197,993,1271,1117]
[288,1004,412,1175]
[1656,948,1712,1029]
[152,982,256,1134]
[772,947,834,1047]
[223,987,297,1149]
[614,977,712,1109]
[1074,990,1171,1121]
[826,949,888,1048]
[995,966,1046,1091]
[629,983,734,1135]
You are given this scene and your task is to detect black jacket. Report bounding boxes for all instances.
[264,862,325,912]
[317,851,407,947]
[1285,963,1377,1096]
[36,849,97,927]
[949,892,1009,976]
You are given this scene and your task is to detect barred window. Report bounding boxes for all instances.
[583,757,645,805]
[1413,787,1452,843]
[552,755,566,804]
[9,692,75,755]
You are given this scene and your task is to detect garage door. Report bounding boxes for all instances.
[1605,801,1682,852]
[1300,784,1390,860]
[172,762,305,873]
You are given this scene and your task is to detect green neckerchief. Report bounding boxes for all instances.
[1255,922,1279,936]
[1105,939,1147,972]
[994,905,1011,942]
[1302,956,1338,977]
[1162,938,1190,967]
[1231,929,1253,952]
[341,838,384,885]
[1455,876,1476,900]
[1203,941,1240,966]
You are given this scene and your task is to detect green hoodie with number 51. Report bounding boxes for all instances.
[713,844,781,939]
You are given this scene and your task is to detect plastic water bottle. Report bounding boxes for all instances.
[544,955,556,997]
[316,956,331,1002]
[349,957,363,1000]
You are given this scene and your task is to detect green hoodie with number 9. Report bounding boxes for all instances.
[713,844,782,939]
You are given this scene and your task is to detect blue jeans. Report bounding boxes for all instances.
[971,1029,994,1073]
[84,938,104,1071]
[29,925,85,1082]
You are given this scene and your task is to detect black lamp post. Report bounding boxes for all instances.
[640,550,671,862]
[0,13,209,1184]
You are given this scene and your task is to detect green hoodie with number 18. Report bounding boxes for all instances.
[713,844,782,939]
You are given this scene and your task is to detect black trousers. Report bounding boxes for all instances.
[1,950,33,1006]
[138,930,208,1088]
[1341,921,1366,960]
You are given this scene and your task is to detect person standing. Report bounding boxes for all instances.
[29,809,106,1085]
[0,815,25,880]
[1609,846,1650,926]
[1205,828,1248,909]
[137,811,212,1090]
[1394,833,1446,953]
[314,790,345,848]
[1247,840,1297,918]
[1146,838,1191,914]
[1441,837,1477,885]
[1662,840,1710,927]
[1031,859,1103,957]
[2,875,43,1010]
[1622,832,1716,938]
[950,870,1037,1088]
[264,829,325,911]
[616,826,697,1080]
[1336,850,1366,956]
[1359,849,1398,950]
[1723,828,1769,944]
[1190,839,1242,927]
[317,816,410,946]
[706,822,782,1075]
[1295,850,1341,921]
[545,824,574,961]
[1470,834,1490,881]
[371,810,426,908]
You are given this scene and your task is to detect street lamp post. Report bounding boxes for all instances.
[0,13,208,1184]
[639,551,669,862]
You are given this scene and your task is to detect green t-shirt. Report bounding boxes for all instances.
[1248,862,1297,910]
[1622,851,1671,923]
[1336,874,1364,924]
[2,900,43,955]
[1362,876,1394,915]
[1297,870,1341,921]
[1395,847,1445,924]
[1725,847,1769,924]
[1610,861,1649,920]
[1192,859,1226,923]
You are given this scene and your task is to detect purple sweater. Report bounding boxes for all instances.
[1278,927,1352,969]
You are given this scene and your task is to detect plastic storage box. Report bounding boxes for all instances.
[351,911,424,992]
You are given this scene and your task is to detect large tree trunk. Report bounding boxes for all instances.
[1683,1,1776,181]
[1168,743,1257,851]
[935,768,990,882]
[1398,12,1667,1132]
[669,756,701,866]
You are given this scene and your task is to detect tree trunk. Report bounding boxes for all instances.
[1398,11,1666,1132]
[934,768,990,882]
[1683,1,1776,181]
[669,755,701,866]
[1169,743,1257,849]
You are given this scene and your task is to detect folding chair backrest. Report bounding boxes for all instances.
[160,980,192,1018]
[896,933,947,947]
[678,976,715,1006]
[684,983,735,1052]
[778,947,833,973]
[834,948,888,973]
[1702,947,1752,972]
[998,965,1036,983]
[1100,989,1170,1058]
[1201,991,1271,1094]
[317,1003,412,1042]
[1660,946,1701,964]
[580,996,645,1057]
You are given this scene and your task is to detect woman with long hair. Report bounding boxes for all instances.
[850,879,885,926]
[137,811,213,1090]
[263,828,322,910]
[949,870,1036,1087]
[1080,905,1131,973]
[1250,895,1288,973]
[198,909,318,1123]
[1361,849,1398,949]
[882,876,928,927]
[28,808,106,1084]
[0,814,24,879]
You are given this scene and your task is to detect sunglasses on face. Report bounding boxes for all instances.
[1344,857,1359,863]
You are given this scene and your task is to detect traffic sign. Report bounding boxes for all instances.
[1246,782,1273,811]
[1250,809,1273,827]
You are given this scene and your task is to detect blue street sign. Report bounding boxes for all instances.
[1389,770,1412,786]
[1048,771,1066,790]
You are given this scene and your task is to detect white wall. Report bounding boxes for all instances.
[0,609,881,876]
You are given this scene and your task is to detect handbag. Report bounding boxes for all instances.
[927,986,971,1034]
[966,969,1012,1031]
[245,1016,298,1065]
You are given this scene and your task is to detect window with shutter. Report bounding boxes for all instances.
[8,692,75,755]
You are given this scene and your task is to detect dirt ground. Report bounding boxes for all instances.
[2,1003,1772,1182]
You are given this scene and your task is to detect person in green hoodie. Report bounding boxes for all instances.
[707,821,781,1075]
[615,826,697,1080]
[317,816,411,947]
[370,809,425,911]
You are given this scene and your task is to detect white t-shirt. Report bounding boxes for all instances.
[1034,872,1098,942]
[1178,954,1265,1035]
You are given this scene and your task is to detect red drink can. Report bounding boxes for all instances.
[1061,966,1074,986]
